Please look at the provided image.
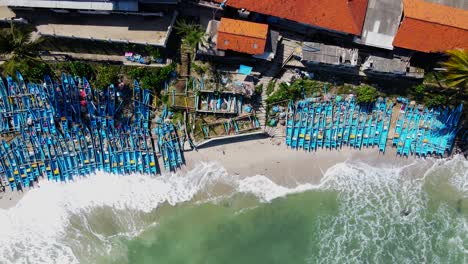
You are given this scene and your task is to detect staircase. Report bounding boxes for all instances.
[256,38,298,134]
[256,75,271,131]
[179,44,191,77]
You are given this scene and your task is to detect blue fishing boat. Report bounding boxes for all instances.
[348,105,359,148]
[298,102,308,149]
[99,128,111,173]
[336,102,347,149]
[304,102,315,151]
[393,103,407,146]
[324,103,333,149]
[147,128,158,174]
[170,124,184,167]
[342,101,354,145]
[311,103,322,151]
[286,101,294,146]
[291,103,302,149]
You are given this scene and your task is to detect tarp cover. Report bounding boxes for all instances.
[238,65,253,75]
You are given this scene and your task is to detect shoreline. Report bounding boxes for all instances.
[184,138,416,186]
[0,137,421,210]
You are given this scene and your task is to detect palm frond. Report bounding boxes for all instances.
[441,49,468,89]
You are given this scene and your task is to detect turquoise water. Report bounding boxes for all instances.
[0,157,467,263]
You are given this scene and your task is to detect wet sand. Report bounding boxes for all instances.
[0,189,25,209]
[183,138,414,187]
[0,137,415,209]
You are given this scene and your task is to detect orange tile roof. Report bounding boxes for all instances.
[393,0,468,53]
[214,0,368,35]
[218,17,268,39]
[403,0,468,30]
[217,18,268,55]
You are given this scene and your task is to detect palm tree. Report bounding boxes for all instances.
[174,19,206,50]
[0,22,43,77]
[174,19,206,75]
[441,49,468,94]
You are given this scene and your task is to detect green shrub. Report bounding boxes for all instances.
[69,61,95,78]
[337,84,354,95]
[266,82,302,105]
[412,84,425,100]
[94,65,119,89]
[127,67,148,80]
[161,94,169,104]
[356,85,378,103]
[145,45,161,59]
[425,95,446,108]
[265,79,324,105]
[22,62,51,82]
[254,83,263,95]
[1,59,50,82]
[266,80,276,95]
[300,79,321,96]
[191,62,207,75]
[127,64,174,91]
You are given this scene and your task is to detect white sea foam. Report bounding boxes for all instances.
[235,175,324,202]
[312,156,468,263]
[0,162,230,264]
[0,156,466,263]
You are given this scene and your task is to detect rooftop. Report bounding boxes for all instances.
[393,0,468,52]
[0,0,139,11]
[214,0,368,36]
[29,10,176,46]
[197,20,226,57]
[216,18,268,55]
[218,17,268,39]
[301,42,359,67]
[361,54,424,78]
[403,0,468,30]
[357,0,403,49]
[425,0,468,9]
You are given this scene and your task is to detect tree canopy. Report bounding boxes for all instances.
[356,85,378,104]
[0,22,46,79]
[128,64,175,92]
[174,19,206,49]
[441,49,468,94]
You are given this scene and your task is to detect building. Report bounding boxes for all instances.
[198,17,280,61]
[0,0,179,47]
[298,41,424,79]
[393,0,468,53]
[355,0,403,50]
[217,18,268,55]
[213,0,368,36]
[360,52,424,78]
[0,0,180,11]
[300,41,360,75]
[211,0,468,53]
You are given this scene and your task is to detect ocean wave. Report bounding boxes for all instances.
[0,155,466,263]
[313,155,467,263]
[235,176,324,202]
[0,162,230,264]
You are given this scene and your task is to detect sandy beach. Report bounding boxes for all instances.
[0,136,415,210]
[184,137,415,186]
[0,187,26,209]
